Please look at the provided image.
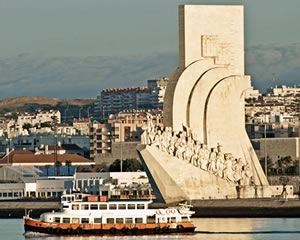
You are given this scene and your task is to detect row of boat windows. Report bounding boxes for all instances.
[67,203,146,210]
[52,216,189,224]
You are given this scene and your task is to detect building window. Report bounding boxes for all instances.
[107,218,114,224]
[109,204,117,210]
[72,218,80,224]
[90,204,98,210]
[137,204,145,209]
[81,218,89,224]
[128,204,135,210]
[72,204,80,210]
[116,218,123,224]
[81,204,89,210]
[135,218,143,223]
[147,216,155,223]
[63,218,70,223]
[99,204,107,210]
[125,218,133,224]
[118,204,126,210]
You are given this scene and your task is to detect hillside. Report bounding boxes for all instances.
[0,96,97,120]
[0,96,95,108]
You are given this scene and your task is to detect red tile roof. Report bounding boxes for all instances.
[0,151,93,165]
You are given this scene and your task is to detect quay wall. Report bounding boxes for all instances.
[0,200,59,218]
[3,198,300,218]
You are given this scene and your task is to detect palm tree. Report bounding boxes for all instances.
[54,161,62,176]
[65,160,72,176]
[45,165,51,176]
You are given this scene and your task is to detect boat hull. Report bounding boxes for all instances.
[24,218,196,235]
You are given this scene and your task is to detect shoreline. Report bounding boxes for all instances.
[2,198,300,218]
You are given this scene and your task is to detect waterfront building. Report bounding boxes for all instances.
[0,171,153,200]
[73,172,154,199]
[0,134,90,156]
[0,149,94,178]
[0,177,73,200]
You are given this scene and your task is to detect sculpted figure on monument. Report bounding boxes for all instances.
[233,158,243,183]
[141,122,148,144]
[152,130,162,149]
[184,137,194,163]
[146,123,254,185]
[192,141,202,167]
[161,130,169,152]
[215,152,225,178]
[168,134,177,156]
[241,164,253,186]
[223,154,235,182]
[146,113,154,133]
[208,148,217,173]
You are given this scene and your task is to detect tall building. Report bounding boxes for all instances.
[99,87,151,118]
[95,78,169,118]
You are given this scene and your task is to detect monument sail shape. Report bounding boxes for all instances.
[137,5,271,203]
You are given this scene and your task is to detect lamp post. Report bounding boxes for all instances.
[64,108,68,123]
[264,122,267,177]
[87,106,91,120]
[298,101,300,186]
[264,107,268,177]
[79,107,83,120]
[120,118,123,173]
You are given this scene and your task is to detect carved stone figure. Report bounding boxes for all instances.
[208,148,217,172]
[233,158,243,183]
[223,154,235,182]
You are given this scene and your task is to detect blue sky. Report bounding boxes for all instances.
[0,0,300,98]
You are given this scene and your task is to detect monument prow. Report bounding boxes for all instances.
[137,5,272,203]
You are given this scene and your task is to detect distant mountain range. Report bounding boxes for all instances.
[0,43,299,100]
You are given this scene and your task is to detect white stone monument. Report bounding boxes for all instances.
[137,5,271,203]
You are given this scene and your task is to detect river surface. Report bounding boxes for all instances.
[1,218,300,240]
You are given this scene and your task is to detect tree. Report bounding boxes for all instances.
[45,165,51,176]
[65,160,72,176]
[54,161,62,176]
[23,123,33,132]
[109,158,144,172]
[40,122,52,128]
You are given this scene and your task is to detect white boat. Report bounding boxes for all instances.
[24,192,196,235]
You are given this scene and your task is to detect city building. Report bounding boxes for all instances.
[0,134,90,155]
[245,85,299,140]
[73,172,154,199]
[96,78,169,118]
[252,137,299,163]
[89,111,163,162]
[267,84,300,96]
[0,177,73,200]
[0,171,153,200]
[73,118,90,135]
[0,149,95,178]
[17,110,61,128]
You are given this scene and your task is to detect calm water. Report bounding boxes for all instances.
[1,218,300,240]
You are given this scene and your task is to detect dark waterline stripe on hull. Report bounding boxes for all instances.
[25,225,196,235]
